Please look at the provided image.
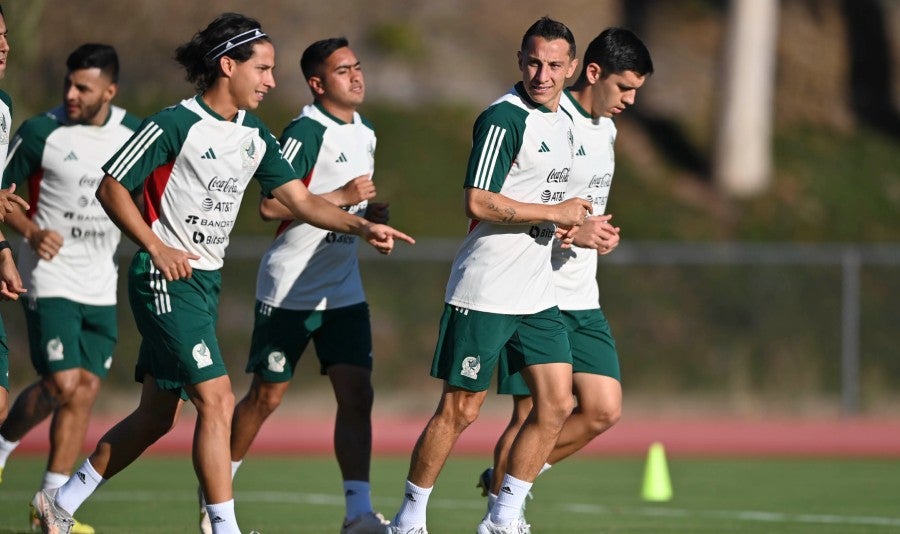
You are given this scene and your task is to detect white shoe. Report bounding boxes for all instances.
[386,524,428,534]
[31,488,75,534]
[476,517,524,534]
[197,486,212,534]
[341,511,390,533]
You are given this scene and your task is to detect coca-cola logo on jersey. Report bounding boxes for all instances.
[207,176,241,193]
[78,175,102,189]
[546,168,570,183]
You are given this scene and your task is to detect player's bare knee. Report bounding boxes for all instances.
[196,388,236,420]
[437,392,483,431]
[337,385,374,415]
[251,385,284,414]
[43,374,78,403]
[586,405,621,436]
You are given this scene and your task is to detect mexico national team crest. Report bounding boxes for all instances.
[460,355,481,380]
[192,340,213,369]
[0,111,8,144]
[267,350,286,373]
[241,138,260,170]
[46,337,64,362]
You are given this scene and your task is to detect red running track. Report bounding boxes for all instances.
[13,414,900,457]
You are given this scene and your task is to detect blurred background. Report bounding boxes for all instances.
[1,0,898,418]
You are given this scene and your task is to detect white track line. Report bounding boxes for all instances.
[5,491,899,528]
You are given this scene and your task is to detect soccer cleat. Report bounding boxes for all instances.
[385,524,428,534]
[476,467,493,497]
[31,488,75,534]
[341,511,390,534]
[197,486,212,534]
[30,506,95,534]
[476,517,523,534]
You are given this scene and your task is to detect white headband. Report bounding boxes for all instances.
[206,28,267,60]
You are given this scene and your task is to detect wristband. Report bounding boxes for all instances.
[0,240,9,253]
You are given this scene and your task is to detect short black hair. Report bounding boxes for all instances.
[175,12,271,93]
[579,28,653,81]
[67,43,120,83]
[520,16,576,59]
[300,37,349,80]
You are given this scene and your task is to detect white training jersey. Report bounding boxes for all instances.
[552,89,617,310]
[3,105,140,304]
[103,96,297,271]
[256,102,375,310]
[445,83,575,314]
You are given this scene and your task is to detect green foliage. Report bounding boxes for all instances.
[366,22,426,60]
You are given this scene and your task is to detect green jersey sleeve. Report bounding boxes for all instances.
[244,115,297,197]
[464,102,527,192]
[278,116,326,181]
[2,114,57,188]
[103,109,188,193]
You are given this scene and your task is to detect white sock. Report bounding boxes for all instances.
[42,471,70,490]
[539,462,553,476]
[230,459,242,479]
[199,459,243,510]
[487,492,498,513]
[343,480,373,520]
[206,499,241,534]
[0,432,19,468]
[490,474,532,526]
[392,480,432,528]
[56,459,105,515]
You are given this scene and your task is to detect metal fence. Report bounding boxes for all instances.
[4,239,897,416]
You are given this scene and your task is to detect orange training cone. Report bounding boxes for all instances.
[641,441,673,502]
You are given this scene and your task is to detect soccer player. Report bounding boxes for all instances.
[31,13,413,534]
[202,37,390,534]
[0,2,29,471]
[387,17,591,534]
[477,28,654,527]
[0,43,140,534]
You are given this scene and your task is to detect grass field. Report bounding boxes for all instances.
[2,454,899,533]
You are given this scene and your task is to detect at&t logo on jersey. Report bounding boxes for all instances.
[540,190,565,203]
[201,198,235,212]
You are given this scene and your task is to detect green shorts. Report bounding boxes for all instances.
[22,297,117,378]
[245,301,372,382]
[128,251,226,399]
[498,307,619,395]
[0,315,8,390]
[431,304,571,392]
